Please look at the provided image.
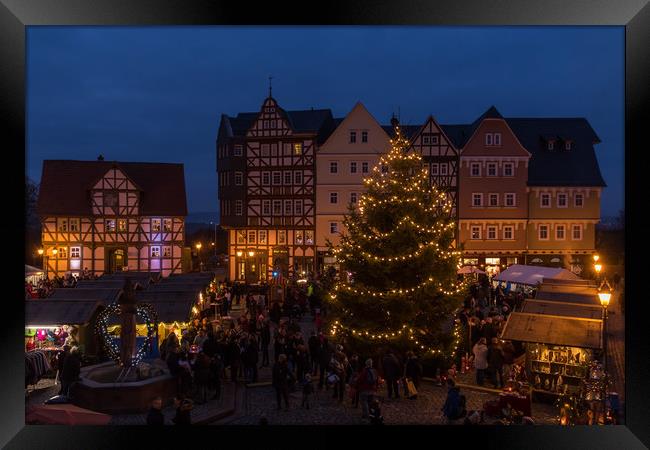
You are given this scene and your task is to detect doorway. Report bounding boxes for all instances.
[107,248,127,274]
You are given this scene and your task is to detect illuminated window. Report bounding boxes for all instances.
[118,219,127,232]
[503,226,514,240]
[70,247,81,259]
[162,246,171,257]
[463,258,479,265]
[150,219,160,232]
[105,219,116,232]
[556,225,566,240]
[295,230,303,245]
[237,230,246,244]
[248,231,256,244]
[485,257,501,265]
[539,225,549,240]
[278,230,286,245]
[361,131,368,143]
[471,226,481,240]
[58,247,67,258]
[69,218,80,232]
[294,143,303,155]
[151,246,160,257]
[58,218,68,232]
[305,230,314,245]
[259,230,267,244]
[163,219,172,232]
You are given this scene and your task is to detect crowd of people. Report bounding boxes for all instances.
[25,270,100,299]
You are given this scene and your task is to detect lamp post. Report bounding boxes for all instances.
[598,278,612,424]
[210,221,217,257]
[37,248,45,279]
[247,250,255,283]
[51,248,58,279]
[196,243,202,272]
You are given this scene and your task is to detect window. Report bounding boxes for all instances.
[540,193,551,208]
[262,172,270,185]
[350,192,358,204]
[248,231,256,244]
[504,193,516,207]
[70,247,81,259]
[503,226,514,240]
[488,193,499,207]
[295,230,303,245]
[440,164,448,176]
[362,162,369,173]
[163,219,172,232]
[381,165,388,173]
[485,257,501,265]
[294,171,302,185]
[284,171,292,185]
[272,172,281,185]
[423,136,430,144]
[270,120,276,128]
[330,162,338,174]
[539,225,549,240]
[237,230,246,244]
[305,230,314,245]
[284,200,292,215]
[470,163,481,177]
[503,163,514,177]
[471,226,481,240]
[163,246,171,257]
[574,193,584,207]
[261,144,270,157]
[431,135,439,145]
[295,143,304,156]
[105,219,116,232]
[235,172,243,186]
[294,200,303,215]
[430,163,439,176]
[234,145,243,156]
[463,258,479,265]
[487,226,497,240]
[330,222,338,234]
[273,200,282,215]
[152,219,161,232]
[361,131,368,143]
[494,133,501,146]
[350,162,357,173]
[278,230,286,245]
[262,200,271,215]
[151,246,160,257]
[472,193,483,207]
[487,163,497,177]
[572,224,583,240]
[58,218,68,232]
[259,230,267,244]
[69,218,79,232]
[118,219,127,232]
[547,140,555,150]
[330,192,338,204]
[58,247,67,258]
[103,191,118,207]
[235,200,243,216]
[557,193,568,208]
[565,141,572,150]
[556,225,566,240]
[485,133,493,146]
[349,131,357,143]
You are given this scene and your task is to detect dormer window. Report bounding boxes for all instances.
[547,140,555,150]
[485,133,493,146]
[104,191,118,207]
[564,140,572,150]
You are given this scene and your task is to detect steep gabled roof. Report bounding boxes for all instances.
[37,160,188,217]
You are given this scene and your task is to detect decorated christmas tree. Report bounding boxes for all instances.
[327,125,468,358]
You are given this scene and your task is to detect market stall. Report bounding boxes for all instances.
[500,309,602,400]
[493,264,581,295]
[25,264,45,285]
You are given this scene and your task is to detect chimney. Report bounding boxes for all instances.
[97,154,105,161]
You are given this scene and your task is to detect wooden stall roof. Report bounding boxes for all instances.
[500,312,602,349]
[26,300,103,327]
[494,264,581,286]
[521,299,603,320]
[534,291,600,306]
[147,283,205,293]
[76,280,143,290]
[49,288,122,304]
[134,294,194,323]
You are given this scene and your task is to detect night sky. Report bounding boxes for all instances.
[27,26,624,218]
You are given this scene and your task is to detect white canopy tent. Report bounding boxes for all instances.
[493,264,581,291]
[25,265,45,284]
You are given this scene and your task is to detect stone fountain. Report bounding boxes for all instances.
[70,278,177,414]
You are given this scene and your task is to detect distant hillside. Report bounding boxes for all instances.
[186,211,219,224]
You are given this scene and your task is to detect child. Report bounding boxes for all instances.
[368,398,384,425]
[302,373,314,409]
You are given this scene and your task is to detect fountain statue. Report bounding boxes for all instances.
[118,278,137,367]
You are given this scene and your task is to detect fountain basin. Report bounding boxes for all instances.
[72,360,177,414]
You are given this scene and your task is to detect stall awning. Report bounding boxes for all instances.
[26,300,103,327]
[494,264,581,286]
[521,299,603,320]
[49,288,122,304]
[534,291,600,306]
[137,298,194,323]
[25,265,44,276]
[500,312,602,349]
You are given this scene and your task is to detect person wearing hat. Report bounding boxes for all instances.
[357,358,379,419]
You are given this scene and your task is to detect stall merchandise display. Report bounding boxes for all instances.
[527,343,593,396]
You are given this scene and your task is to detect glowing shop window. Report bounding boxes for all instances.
[485,258,501,265]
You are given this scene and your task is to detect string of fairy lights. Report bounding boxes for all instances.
[335,241,459,263]
[330,275,469,298]
[345,218,455,242]
[95,302,158,367]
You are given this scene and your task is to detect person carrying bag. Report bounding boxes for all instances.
[404,377,418,399]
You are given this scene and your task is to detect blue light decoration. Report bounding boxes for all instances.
[273,271,279,277]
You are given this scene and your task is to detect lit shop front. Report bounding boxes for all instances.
[460,256,521,276]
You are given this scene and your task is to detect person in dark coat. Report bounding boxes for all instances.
[260,320,271,367]
[487,337,505,388]
[172,395,192,425]
[227,338,241,382]
[272,354,291,410]
[243,335,259,383]
[56,345,70,395]
[381,351,401,399]
[501,340,516,382]
[404,351,423,389]
[193,351,212,403]
[210,354,224,400]
[146,396,165,425]
[307,331,320,375]
[60,346,81,398]
[442,378,466,422]
[317,335,331,390]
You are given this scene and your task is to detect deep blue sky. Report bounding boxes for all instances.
[27,26,624,217]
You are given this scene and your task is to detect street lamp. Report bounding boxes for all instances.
[236,250,243,257]
[195,243,202,271]
[593,254,600,263]
[37,248,45,278]
[598,278,612,423]
[248,250,255,257]
[210,221,217,257]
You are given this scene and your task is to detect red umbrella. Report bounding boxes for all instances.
[26,404,111,425]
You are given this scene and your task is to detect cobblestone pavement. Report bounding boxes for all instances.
[222,381,558,425]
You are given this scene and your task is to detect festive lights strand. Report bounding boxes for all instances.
[329,276,469,298]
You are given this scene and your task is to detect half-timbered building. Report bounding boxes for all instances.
[37,160,189,278]
[217,94,336,282]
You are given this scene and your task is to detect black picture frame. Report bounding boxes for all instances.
[2,1,648,448]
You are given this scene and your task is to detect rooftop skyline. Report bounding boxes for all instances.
[27,26,624,216]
